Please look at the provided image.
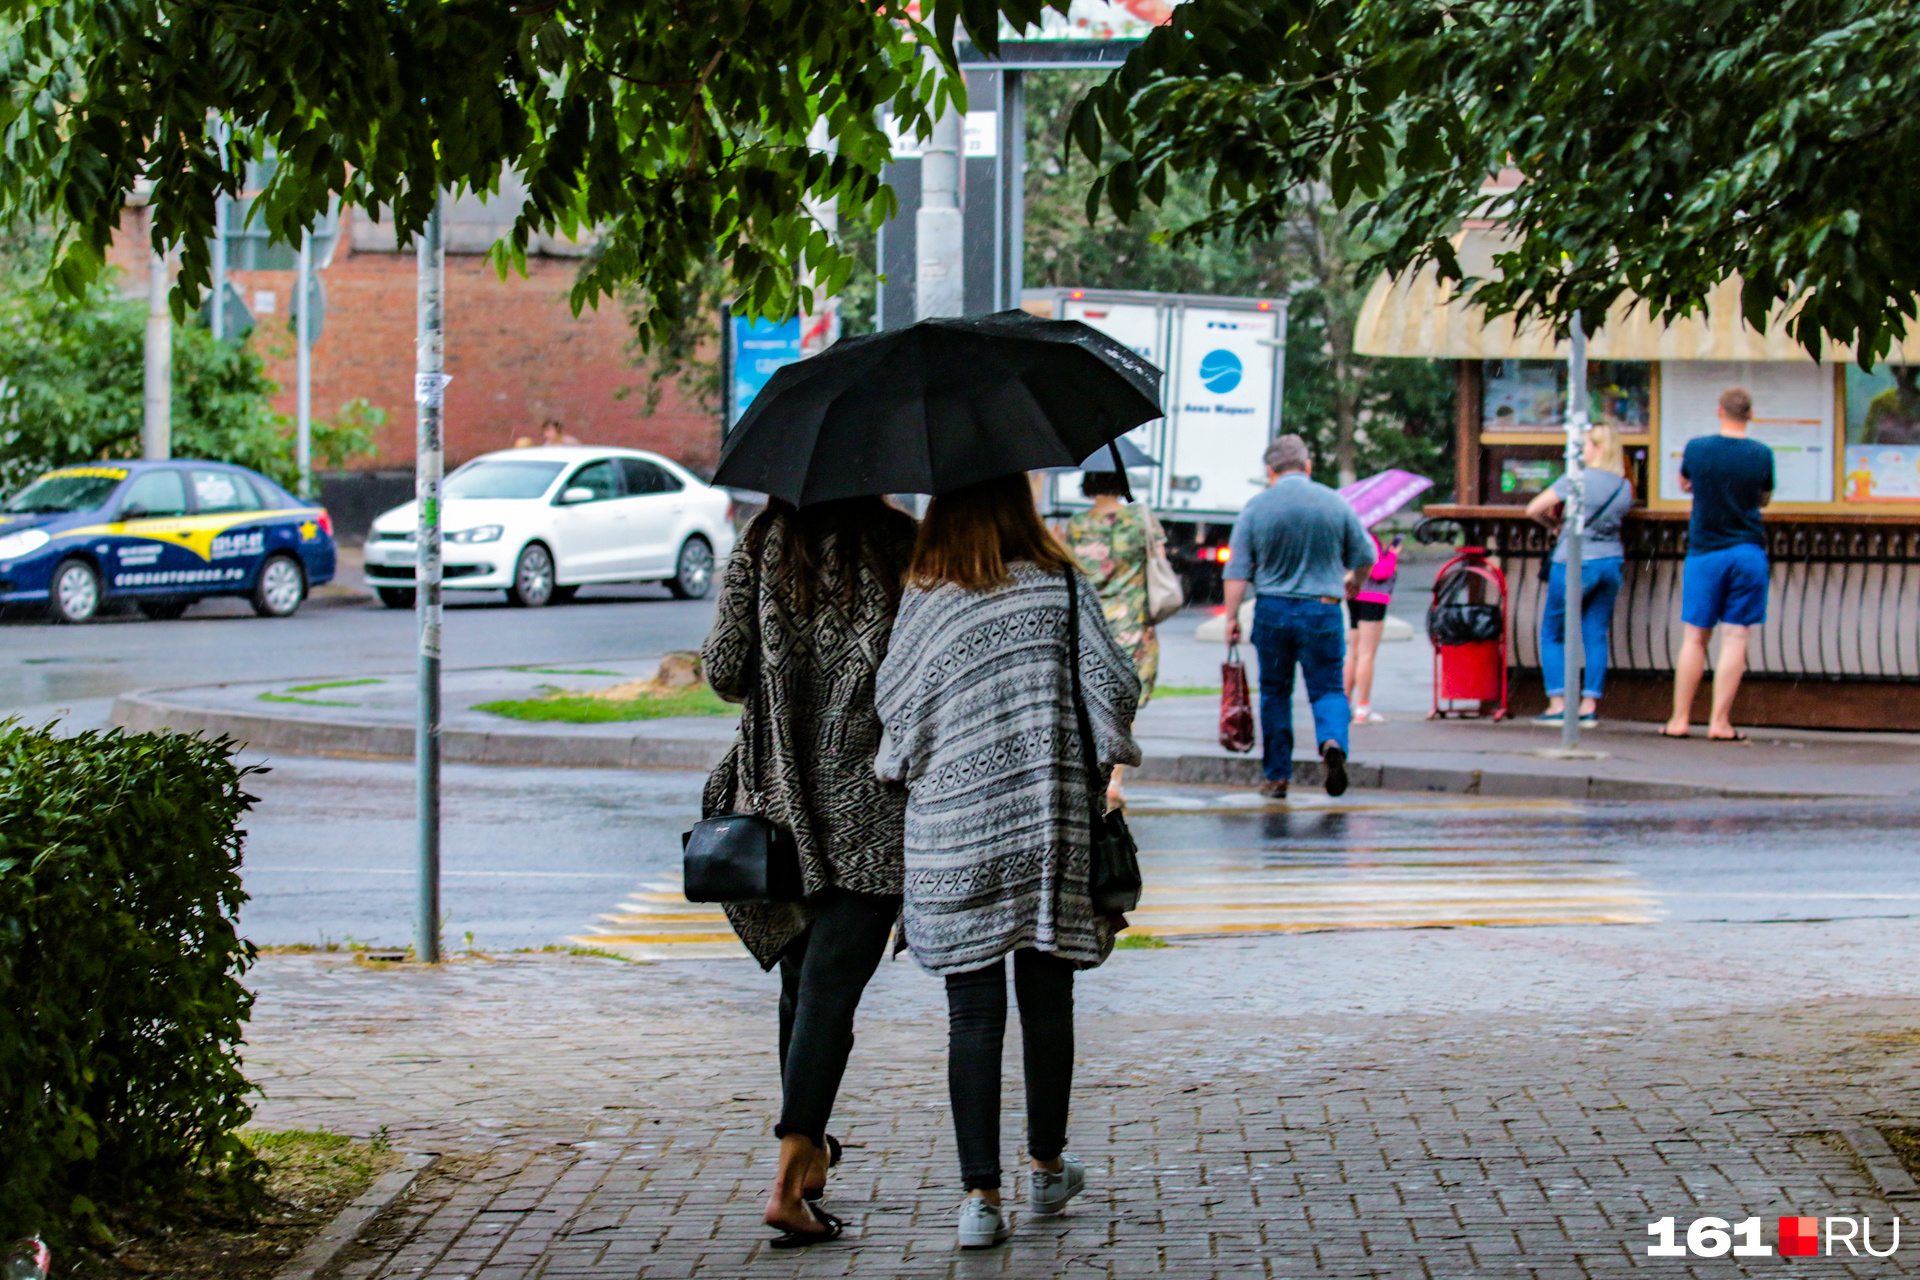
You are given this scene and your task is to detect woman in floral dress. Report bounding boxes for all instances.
[1063,469,1158,806]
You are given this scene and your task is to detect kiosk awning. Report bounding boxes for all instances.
[1354,229,1920,363]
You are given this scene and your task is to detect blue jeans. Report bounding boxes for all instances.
[1539,557,1624,699]
[1251,596,1349,782]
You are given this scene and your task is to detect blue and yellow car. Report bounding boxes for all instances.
[0,460,337,622]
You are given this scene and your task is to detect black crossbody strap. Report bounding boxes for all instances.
[1063,569,1106,831]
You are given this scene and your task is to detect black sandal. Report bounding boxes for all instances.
[769,1204,844,1249]
[802,1134,843,1203]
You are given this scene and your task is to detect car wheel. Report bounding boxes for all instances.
[668,536,715,600]
[251,554,307,618]
[138,598,191,621]
[507,542,556,607]
[377,587,416,609]
[48,558,102,623]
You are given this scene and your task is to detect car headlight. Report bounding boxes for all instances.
[445,525,504,544]
[0,529,51,560]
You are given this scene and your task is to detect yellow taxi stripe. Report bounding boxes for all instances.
[56,507,321,563]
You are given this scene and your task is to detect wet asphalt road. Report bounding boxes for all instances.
[0,585,720,723]
[232,755,1920,952]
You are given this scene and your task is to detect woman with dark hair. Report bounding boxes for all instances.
[701,495,918,1247]
[875,472,1141,1250]
[1063,468,1159,807]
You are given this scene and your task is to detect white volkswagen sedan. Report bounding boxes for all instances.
[363,447,736,608]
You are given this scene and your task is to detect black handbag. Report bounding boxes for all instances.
[1064,569,1143,917]
[682,811,802,903]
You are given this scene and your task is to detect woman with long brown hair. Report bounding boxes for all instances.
[701,494,917,1247]
[874,472,1141,1250]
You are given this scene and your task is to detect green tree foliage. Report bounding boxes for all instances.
[0,723,261,1246]
[0,227,377,491]
[0,0,1063,350]
[1071,0,1920,363]
[1026,72,1452,490]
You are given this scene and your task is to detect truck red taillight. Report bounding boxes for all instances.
[317,509,334,537]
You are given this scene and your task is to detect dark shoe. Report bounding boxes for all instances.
[1258,777,1289,799]
[770,1204,845,1249]
[1321,743,1348,797]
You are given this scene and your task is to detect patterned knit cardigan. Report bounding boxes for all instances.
[874,562,1143,977]
[701,506,918,969]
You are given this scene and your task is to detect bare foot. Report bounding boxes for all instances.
[765,1194,824,1235]
[1661,718,1690,738]
[802,1144,829,1198]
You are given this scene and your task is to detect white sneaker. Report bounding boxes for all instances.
[1352,706,1387,724]
[1028,1154,1086,1216]
[956,1196,1009,1249]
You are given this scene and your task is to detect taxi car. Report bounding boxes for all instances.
[0,460,337,622]
[364,446,734,607]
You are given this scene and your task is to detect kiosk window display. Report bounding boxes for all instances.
[1843,365,1920,502]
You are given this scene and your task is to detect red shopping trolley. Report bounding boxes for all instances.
[1427,546,1510,720]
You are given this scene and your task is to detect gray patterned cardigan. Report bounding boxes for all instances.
[701,507,918,968]
[874,562,1142,976]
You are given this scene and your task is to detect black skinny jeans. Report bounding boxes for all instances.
[945,948,1076,1191]
[773,889,900,1147]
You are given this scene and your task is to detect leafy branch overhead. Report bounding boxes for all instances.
[1073,0,1920,363]
[0,0,1064,349]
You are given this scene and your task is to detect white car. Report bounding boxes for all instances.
[364,447,737,608]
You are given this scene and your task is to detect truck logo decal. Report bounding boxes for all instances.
[1199,349,1243,394]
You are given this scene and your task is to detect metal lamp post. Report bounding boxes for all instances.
[414,199,446,963]
[1561,313,1589,750]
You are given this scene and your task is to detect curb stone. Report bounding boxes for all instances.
[111,688,1830,801]
[1839,1126,1920,1201]
[272,1152,434,1280]
[110,691,723,770]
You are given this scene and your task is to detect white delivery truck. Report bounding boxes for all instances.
[1026,287,1289,602]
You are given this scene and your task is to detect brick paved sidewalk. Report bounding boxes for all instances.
[247,921,1920,1279]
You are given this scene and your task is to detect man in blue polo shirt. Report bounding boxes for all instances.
[1665,387,1774,741]
[1223,434,1376,798]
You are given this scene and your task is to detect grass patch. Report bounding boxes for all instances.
[508,665,624,676]
[477,685,738,723]
[285,678,383,694]
[1156,686,1222,698]
[64,1130,398,1280]
[1115,931,1169,949]
[258,678,383,707]
[1879,1127,1920,1183]
[517,944,650,963]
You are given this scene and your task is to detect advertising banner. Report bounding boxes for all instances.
[725,314,803,430]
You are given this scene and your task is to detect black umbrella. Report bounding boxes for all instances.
[1043,437,1159,472]
[713,309,1164,506]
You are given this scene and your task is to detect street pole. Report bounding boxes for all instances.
[914,51,964,322]
[296,229,313,498]
[1561,312,1588,750]
[142,215,171,460]
[211,119,229,342]
[414,199,445,963]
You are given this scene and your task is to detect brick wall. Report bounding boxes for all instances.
[110,224,721,476]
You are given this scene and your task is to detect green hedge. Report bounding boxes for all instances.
[0,723,261,1243]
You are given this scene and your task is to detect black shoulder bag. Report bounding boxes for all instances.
[1065,569,1143,917]
[681,536,803,904]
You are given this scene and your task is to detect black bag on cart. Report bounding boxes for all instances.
[1428,567,1504,647]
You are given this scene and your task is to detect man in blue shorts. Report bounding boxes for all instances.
[1665,387,1774,741]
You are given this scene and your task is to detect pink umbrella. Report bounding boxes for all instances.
[1339,469,1434,528]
